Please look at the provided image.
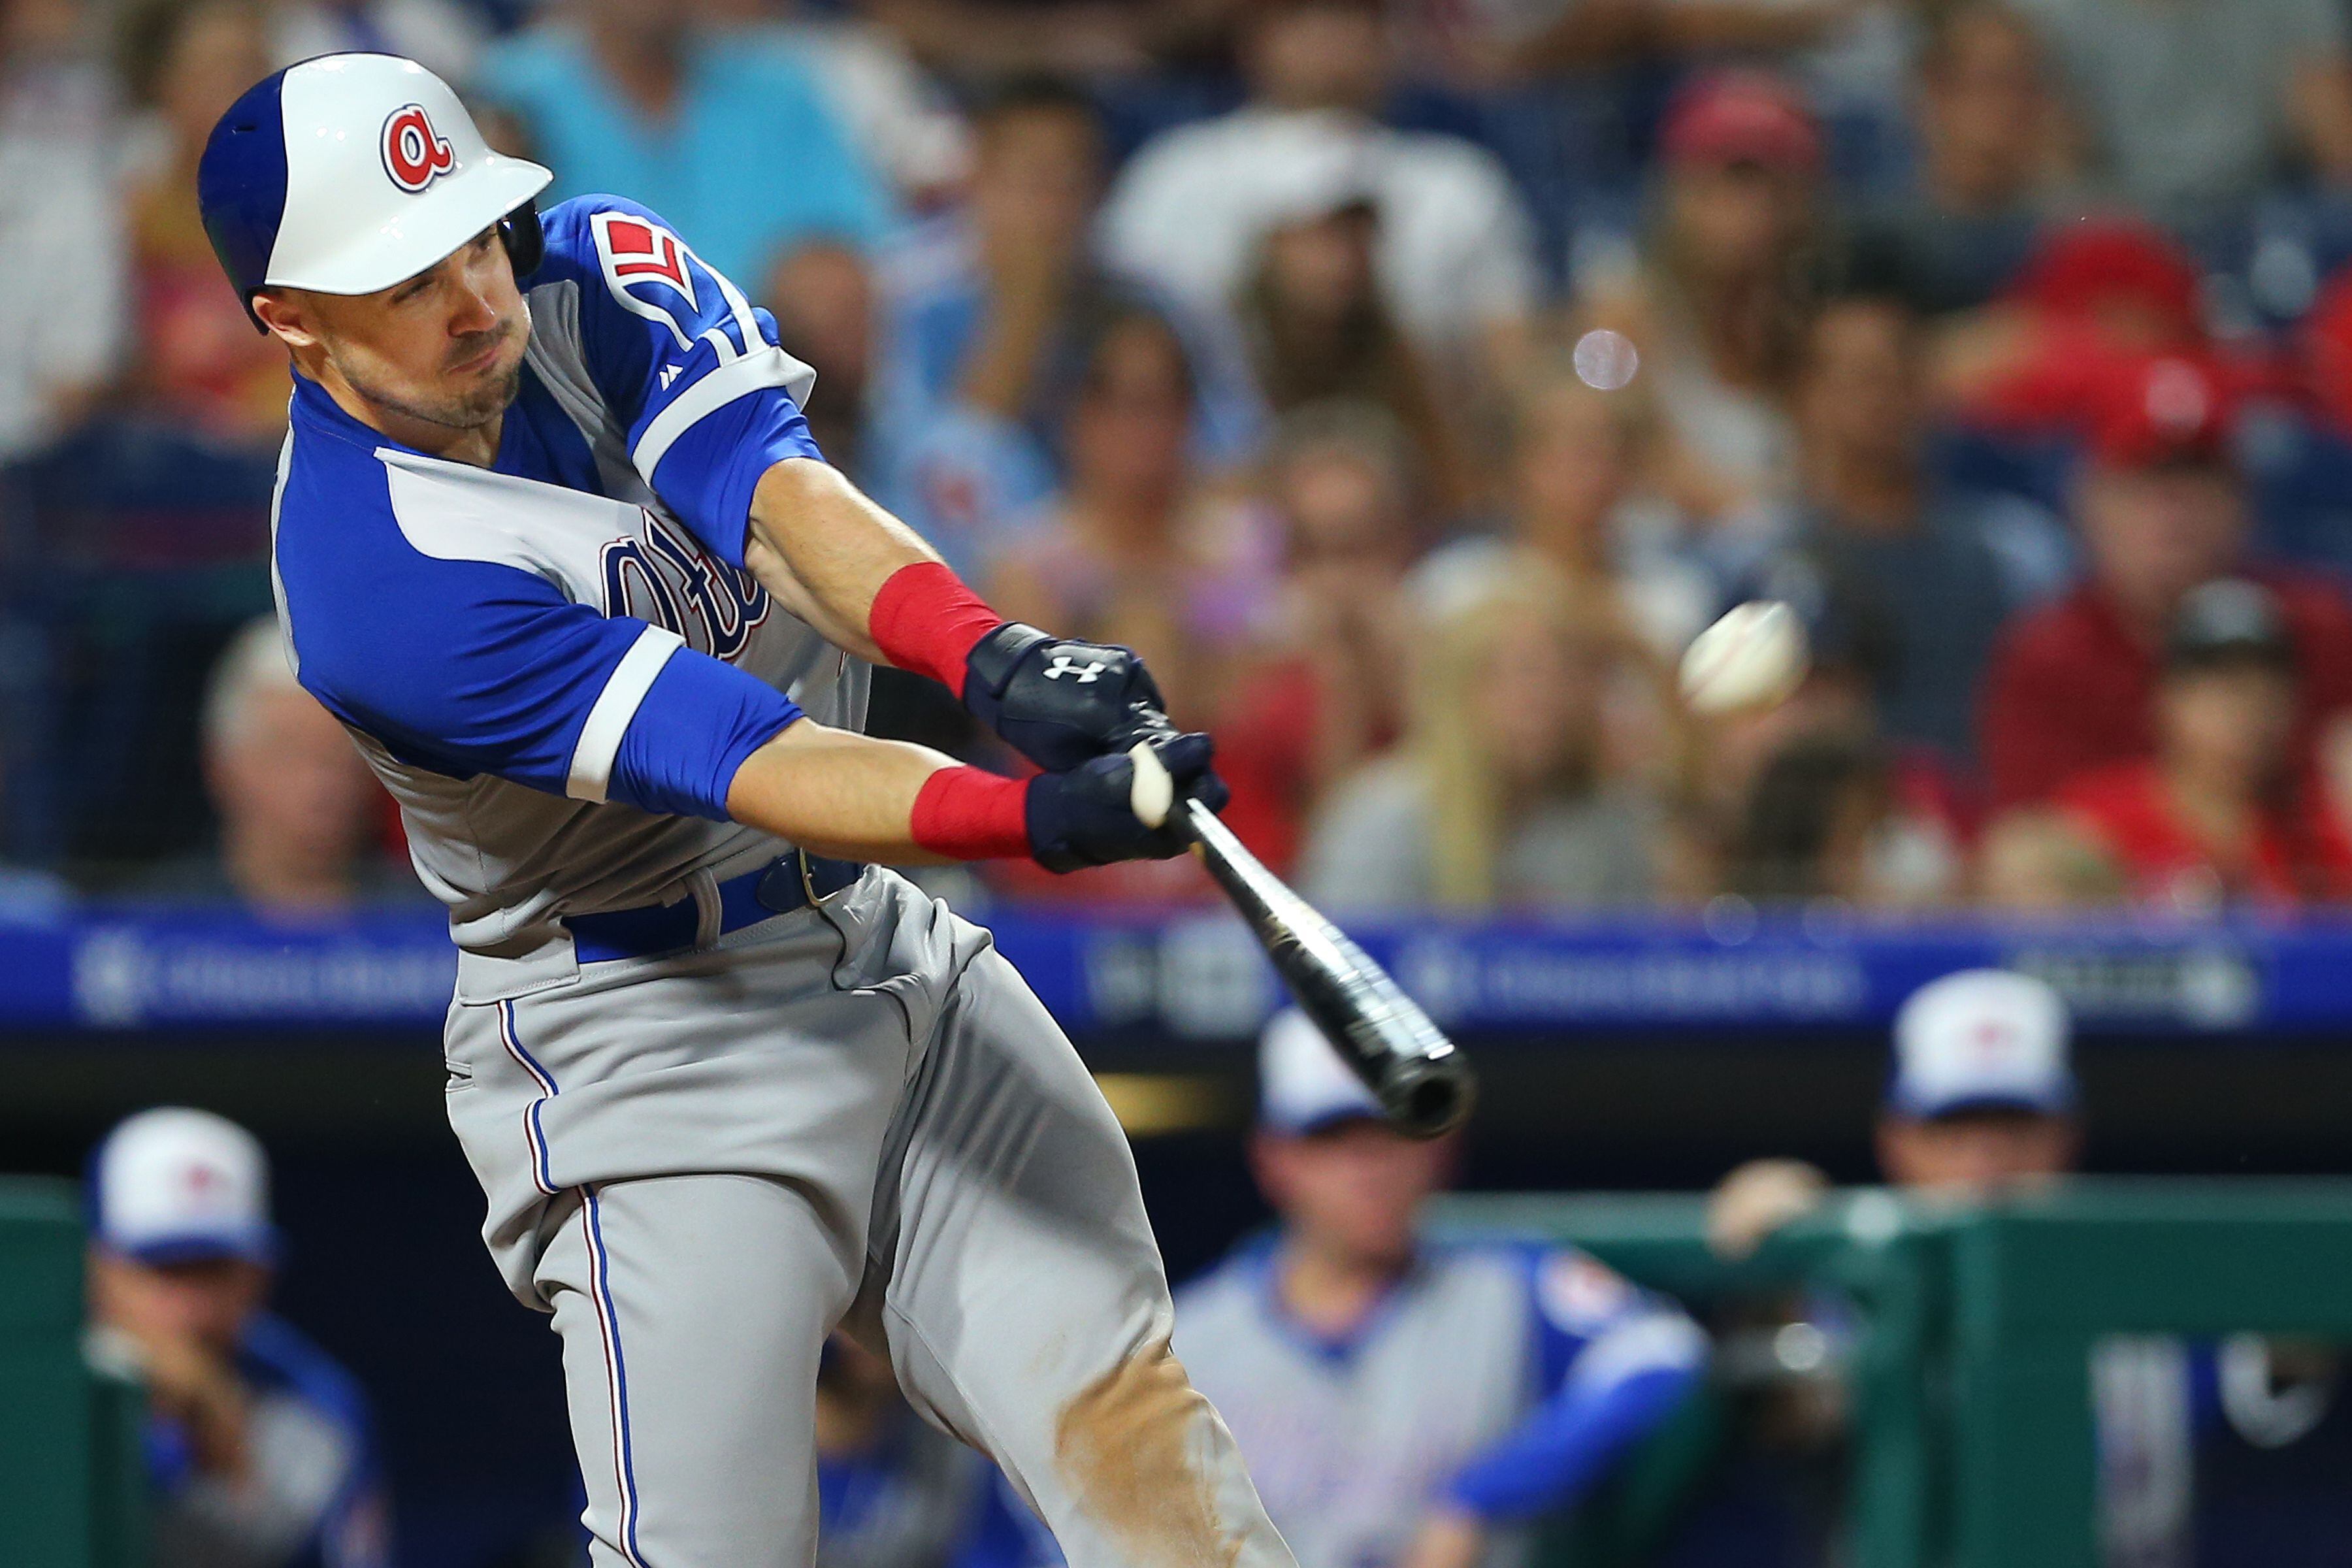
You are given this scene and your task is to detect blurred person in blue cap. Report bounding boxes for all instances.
[87,1107,389,1568]
[1175,1010,1705,1568]
[1712,972,2332,1568]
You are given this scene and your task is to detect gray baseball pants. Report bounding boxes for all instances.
[442,866,1290,1568]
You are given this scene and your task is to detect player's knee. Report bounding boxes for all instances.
[1054,1335,1239,1568]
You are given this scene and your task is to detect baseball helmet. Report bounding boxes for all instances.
[198,53,553,331]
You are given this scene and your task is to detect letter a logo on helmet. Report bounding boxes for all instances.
[197,53,552,328]
[382,103,456,192]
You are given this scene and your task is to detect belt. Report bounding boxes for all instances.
[564,853,864,965]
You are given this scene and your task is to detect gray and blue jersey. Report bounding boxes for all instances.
[269,195,857,966]
[1175,1238,1705,1568]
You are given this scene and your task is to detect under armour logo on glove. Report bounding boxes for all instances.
[1042,654,1109,683]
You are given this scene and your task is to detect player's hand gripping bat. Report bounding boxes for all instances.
[1128,743,1475,1138]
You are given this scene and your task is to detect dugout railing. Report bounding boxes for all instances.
[1435,1181,2352,1568]
[0,1178,145,1568]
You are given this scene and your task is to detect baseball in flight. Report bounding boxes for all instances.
[1678,600,1809,716]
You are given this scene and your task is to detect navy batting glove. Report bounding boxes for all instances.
[964,623,1175,772]
[1025,732,1230,874]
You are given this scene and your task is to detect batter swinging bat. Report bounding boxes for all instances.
[1129,743,1476,1139]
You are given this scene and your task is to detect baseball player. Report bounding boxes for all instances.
[194,54,1291,1568]
[1176,1013,1706,1568]
[87,1108,390,1568]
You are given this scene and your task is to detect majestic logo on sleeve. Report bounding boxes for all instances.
[381,104,457,193]
[601,510,771,662]
[590,210,704,351]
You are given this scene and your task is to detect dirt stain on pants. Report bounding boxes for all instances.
[1054,1335,1244,1568]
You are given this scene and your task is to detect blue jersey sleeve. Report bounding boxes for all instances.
[291,530,798,822]
[1441,1248,1706,1523]
[536,195,826,569]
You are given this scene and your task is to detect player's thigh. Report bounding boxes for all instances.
[537,1173,859,1568]
[874,949,1290,1568]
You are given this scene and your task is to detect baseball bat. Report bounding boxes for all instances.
[1127,742,1474,1137]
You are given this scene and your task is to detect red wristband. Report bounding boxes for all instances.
[868,561,1004,696]
[910,766,1031,860]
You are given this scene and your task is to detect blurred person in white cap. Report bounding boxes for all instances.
[1708,972,2332,1568]
[1175,1010,1705,1568]
[1709,966,2080,1264]
[86,1107,389,1568]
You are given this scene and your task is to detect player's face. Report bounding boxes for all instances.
[1254,1120,1455,1268]
[266,226,530,434]
[1876,1108,2078,1198]
[89,1250,271,1356]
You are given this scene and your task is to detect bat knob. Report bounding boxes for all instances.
[1379,1050,1477,1139]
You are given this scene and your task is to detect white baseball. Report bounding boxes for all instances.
[1678,600,1808,716]
[1128,740,1174,828]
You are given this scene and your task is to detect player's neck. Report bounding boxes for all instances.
[1277,1236,1411,1338]
[300,357,506,468]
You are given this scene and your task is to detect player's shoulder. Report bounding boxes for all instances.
[534,193,695,287]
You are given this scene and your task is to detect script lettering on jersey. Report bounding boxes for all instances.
[600,510,772,661]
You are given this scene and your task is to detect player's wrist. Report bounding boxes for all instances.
[908,764,1032,860]
[868,561,1004,696]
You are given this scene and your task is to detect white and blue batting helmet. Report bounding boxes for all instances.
[197,53,552,331]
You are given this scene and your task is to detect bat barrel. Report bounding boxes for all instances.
[1378,1049,1476,1139]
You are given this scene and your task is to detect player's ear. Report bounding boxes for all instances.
[251,289,323,351]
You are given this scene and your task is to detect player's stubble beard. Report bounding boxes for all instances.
[335,300,531,434]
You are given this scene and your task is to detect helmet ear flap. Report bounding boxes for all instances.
[499,202,545,282]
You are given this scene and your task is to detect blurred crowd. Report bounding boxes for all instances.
[15,0,2352,919]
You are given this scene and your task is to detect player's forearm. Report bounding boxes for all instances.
[743,459,952,666]
[723,719,1009,864]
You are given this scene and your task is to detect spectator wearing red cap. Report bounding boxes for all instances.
[1574,69,1829,529]
[2057,579,2352,909]
[2009,0,2352,226]
[1840,3,2076,317]
[1980,355,2352,811]
[1937,216,2247,432]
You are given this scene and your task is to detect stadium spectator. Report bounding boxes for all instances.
[1725,729,1918,906]
[1574,70,1828,528]
[1840,2,2074,316]
[267,0,483,86]
[2008,0,2352,228]
[1754,292,2065,764]
[864,0,1233,80]
[873,78,1260,578]
[1298,572,1673,911]
[704,0,972,210]
[811,1335,1048,1568]
[135,618,408,915]
[86,1107,389,1568]
[1217,403,1424,872]
[764,238,878,485]
[1231,167,1473,512]
[984,307,1277,732]
[0,0,126,460]
[1938,217,2217,434]
[1177,1010,1705,1568]
[474,0,889,287]
[1975,808,2125,909]
[1980,355,2352,810]
[116,0,287,449]
[2057,579,2352,911]
[1413,367,1714,659]
[1100,0,1540,389]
